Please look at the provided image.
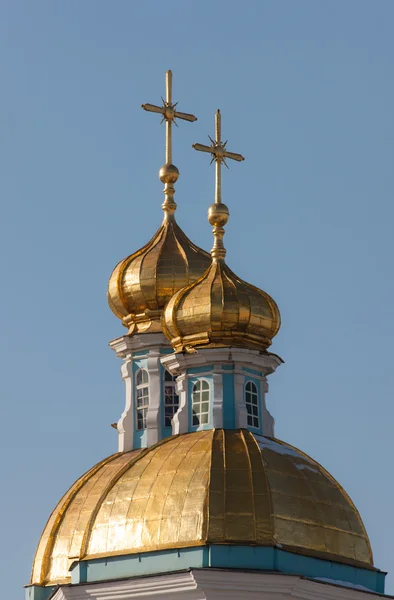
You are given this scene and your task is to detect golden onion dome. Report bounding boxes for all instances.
[162,201,280,352]
[31,430,373,587]
[163,110,280,352]
[108,164,211,334]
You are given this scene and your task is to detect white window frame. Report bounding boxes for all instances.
[245,380,259,429]
[135,368,149,430]
[163,369,179,428]
[192,379,210,427]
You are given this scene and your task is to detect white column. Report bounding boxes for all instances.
[261,376,275,438]
[146,350,162,447]
[110,334,170,452]
[212,365,224,428]
[173,374,189,435]
[117,357,134,452]
[234,367,247,428]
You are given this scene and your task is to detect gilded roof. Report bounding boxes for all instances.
[107,213,211,334]
[162,259,281,352]
[31,430,372,586]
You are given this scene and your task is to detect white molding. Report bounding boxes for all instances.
[109,333,169,359]
[110,333,170,452]
[261,376,275,437]
[146,351,162,447]
[49,571,202,599]
[212,366,223,429]
[161,347,283,375]
[117,358,134,452]
[49,569,386,600]
[173,374,188,435]
[234,369,247,429]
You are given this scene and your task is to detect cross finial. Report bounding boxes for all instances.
[193,110,245,261]
[193,109,245,205]
[142,71,197,218]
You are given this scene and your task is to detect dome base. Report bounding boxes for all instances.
[26,548,386,600]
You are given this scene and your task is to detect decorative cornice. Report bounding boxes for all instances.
[47,569,388,600]
[161,347,283,376]
[109,333,169,359]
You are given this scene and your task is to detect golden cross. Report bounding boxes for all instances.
[142,70,197,165]
[193,109,245,204]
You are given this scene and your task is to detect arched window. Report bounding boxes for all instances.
[192,380,210,427]
[245,381,259,429]
[164,369,179,427]
[135,369,149,430]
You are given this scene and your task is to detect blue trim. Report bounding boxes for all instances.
[25,586,56,600]
[209,546,385,593]
[72,547,209,583]
[133,359,148,372]
[160,347,173,355]
[68,545,385,593]
[187,365,213,375]
[243,367,262,376]
[222,364,234,371]
[134,429,147,446]
[208,545,275,570]
[163,426,172,438]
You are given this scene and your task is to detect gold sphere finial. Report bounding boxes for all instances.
[159,163,179,216]
[159,163,179,184]
[208,202,229,227]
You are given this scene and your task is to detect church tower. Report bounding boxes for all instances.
[26,72,387,600]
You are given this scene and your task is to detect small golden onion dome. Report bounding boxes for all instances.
[162,202,280,352]
[108,164,211,334]
[31,430,373,587]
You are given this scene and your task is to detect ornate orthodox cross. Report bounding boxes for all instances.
[193,109,245,204]
[142,70,197,165]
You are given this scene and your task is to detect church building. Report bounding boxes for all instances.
[26,71,387,600]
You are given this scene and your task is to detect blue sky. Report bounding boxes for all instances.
[1,1,394,596]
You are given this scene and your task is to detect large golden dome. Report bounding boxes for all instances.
[31,430,372,587]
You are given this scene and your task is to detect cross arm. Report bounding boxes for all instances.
[174,110,197,123]
[192,143,213,154]
[223,150,245,162]
[141,103,165,115]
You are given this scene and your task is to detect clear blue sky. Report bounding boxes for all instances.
[1,1,393,596]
